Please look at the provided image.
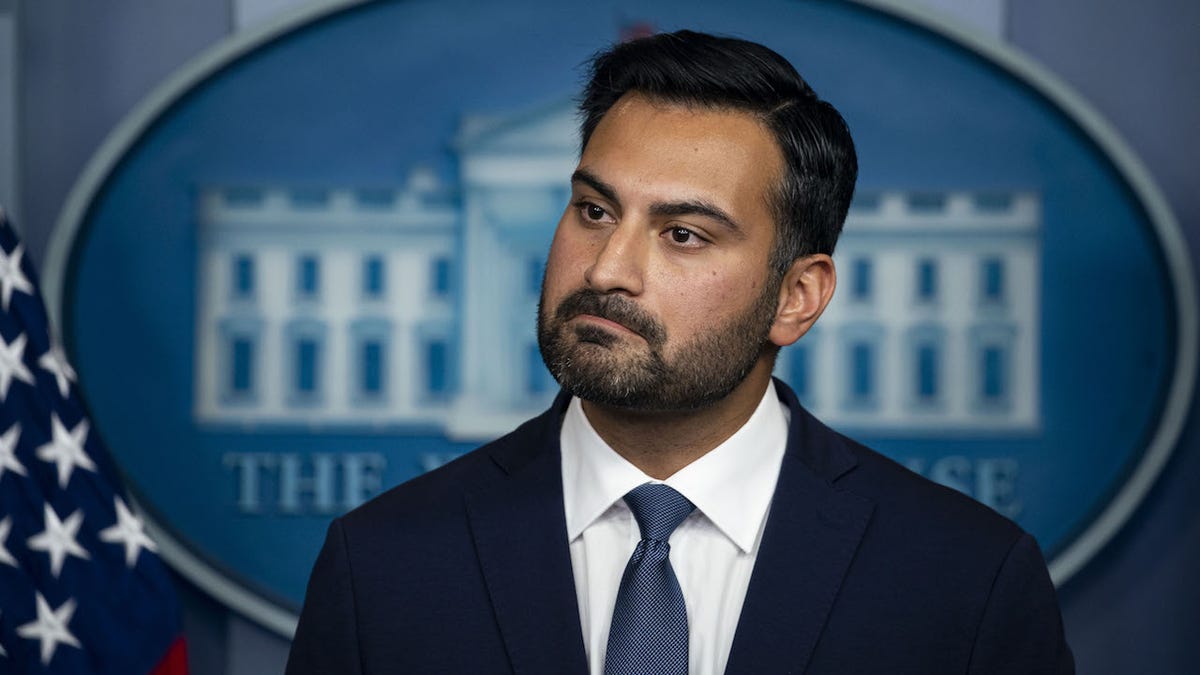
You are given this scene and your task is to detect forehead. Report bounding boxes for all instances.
[578,94,783,226]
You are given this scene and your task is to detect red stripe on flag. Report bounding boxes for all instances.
[150,636,189,675]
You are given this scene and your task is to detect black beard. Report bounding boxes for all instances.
[536,282,779,412]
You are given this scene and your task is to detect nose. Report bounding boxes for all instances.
[584,221,646,295]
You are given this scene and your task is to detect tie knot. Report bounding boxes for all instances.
[623,483,695,543]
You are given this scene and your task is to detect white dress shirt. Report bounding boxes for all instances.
[561,381,789,675]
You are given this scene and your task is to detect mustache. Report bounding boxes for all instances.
[554,289,667,346]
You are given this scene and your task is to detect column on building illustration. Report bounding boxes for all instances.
[451,98,579,436]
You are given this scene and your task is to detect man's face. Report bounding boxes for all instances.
[537,94,786,411]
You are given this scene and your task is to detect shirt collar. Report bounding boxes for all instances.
[560,381,788,553]
[561,397,652,542]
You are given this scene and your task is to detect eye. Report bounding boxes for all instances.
[576,200,614,224]
[666,227,708,248]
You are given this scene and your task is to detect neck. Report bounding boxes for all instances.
[580,361,775,480]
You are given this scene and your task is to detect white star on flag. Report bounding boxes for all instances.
[0,331,35,401]
[16,593,82,666]
[100,496,158,568]
[0,516,17,568]
[26,504,91,578]
[35,413,96,488]
[38,343,77,398]
[0,611,6,657]
[0,423,25,481]
[0,242,34,311]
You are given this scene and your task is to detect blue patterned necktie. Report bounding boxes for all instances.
[604,483,696,675]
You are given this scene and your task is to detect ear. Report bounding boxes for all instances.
[769,254,836,348]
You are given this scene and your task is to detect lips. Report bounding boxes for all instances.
[553,289,666,346]
[575,313,639,336]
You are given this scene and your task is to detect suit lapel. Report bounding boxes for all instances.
[724,382,875,675]
[464,399,589,675]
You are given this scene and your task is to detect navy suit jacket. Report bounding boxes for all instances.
[287,380,1073,674]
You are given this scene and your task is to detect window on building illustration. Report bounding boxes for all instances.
[981,344,1008,403]
[230,336,255,395]
[981,257,1005,304]
[297,255,320,299]
[841,324,882,411]
[916,259,938,302]
[916,342,939,400]
[851,258,872,301]
[426,339,449,397]
[220,318,262,404]
[284,319,325,405]
[849,192,881,212]
[350,319,391,402]
[232,254,255,299]
[363,255,385,299]
[906,324,945,409]
[851,342,874,401]
[360,339,385,397]
[432,257,452,297]
[908,193,946,212]
[969,323,1015,413]
[355,188,395,208]
[295,338,320,395]
[790,343,810,402]
[224,187,263,206]
[528,257,545,296]
[291,188,329,208]
[974,193,1013,212]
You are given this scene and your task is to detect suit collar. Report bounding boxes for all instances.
[483,389,572,475]
[773,376,859,483]
[724,379,875,674]
[465,392,589,675]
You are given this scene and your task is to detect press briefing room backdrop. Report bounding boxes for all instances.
[0,0,1196,673]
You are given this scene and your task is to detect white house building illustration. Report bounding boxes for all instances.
[193,99,1041,438]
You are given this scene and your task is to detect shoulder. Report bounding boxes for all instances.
[791,415,1072,669]
[336,401,562,538]
[289,404,567,671]
[819,424,1041,605]
[775,378,1024,557]
[842,433,1022,547]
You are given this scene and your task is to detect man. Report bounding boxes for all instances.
[287,30,1073,674]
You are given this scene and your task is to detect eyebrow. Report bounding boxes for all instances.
[648,200,745,238]
[570,168,746,238]
[571,169,619,203]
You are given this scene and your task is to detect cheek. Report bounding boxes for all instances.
[654,266,765,330]
[653,270,731,321]
[543,223,585,296]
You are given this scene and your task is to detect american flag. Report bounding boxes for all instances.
[0,208,187,673]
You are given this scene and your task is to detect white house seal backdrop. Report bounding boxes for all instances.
[43,0,1196,635]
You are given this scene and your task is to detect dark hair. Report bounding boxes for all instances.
[579,30,857,269]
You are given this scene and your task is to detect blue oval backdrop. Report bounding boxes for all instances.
[55,0,1190,629]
